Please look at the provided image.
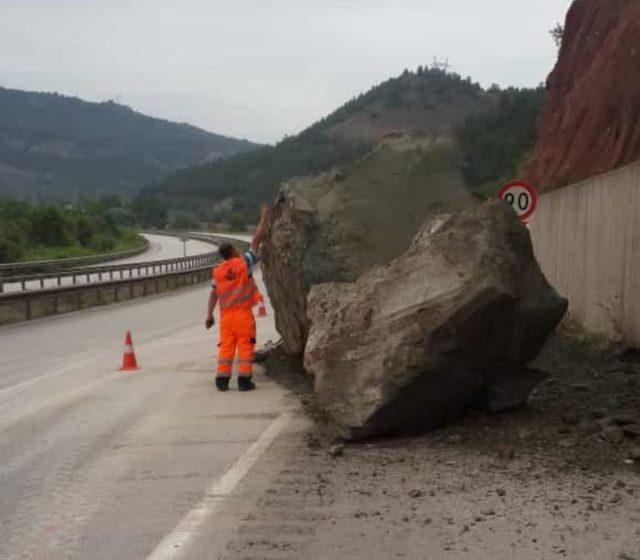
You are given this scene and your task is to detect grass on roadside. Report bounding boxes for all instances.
[22,228,147,262]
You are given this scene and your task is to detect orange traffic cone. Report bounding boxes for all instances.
[257,295,267,317]
[119,331,140,371]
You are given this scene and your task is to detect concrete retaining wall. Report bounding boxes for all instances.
[529,161,640,342]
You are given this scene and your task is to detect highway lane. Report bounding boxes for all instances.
[105,234,214,265]
[1,234,215,294]
[0,270,299,560]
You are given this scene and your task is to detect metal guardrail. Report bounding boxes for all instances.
[0,231,252,294]
[0,239,151,277]
[0,253,217,293]
[0,232,254,325]
[188,232,251,253]
[0,265,214,325]
[145,230,251,253]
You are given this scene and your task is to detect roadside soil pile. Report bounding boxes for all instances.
[526,0,640,190]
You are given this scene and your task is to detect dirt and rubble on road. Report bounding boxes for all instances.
[264,320,640,471]
[238,323,640,559]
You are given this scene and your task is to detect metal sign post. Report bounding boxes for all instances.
[180,235,189,258]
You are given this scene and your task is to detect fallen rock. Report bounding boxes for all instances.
[497,448,516,462]
[484,368,549,412]
[305,201,568,439]
[601,426,625,444]
[562,409,581,426]
[579,421,601,436]
[305,435,322,450]
[572,382,590,392]
[558,438,577,449]
[329,444,345,458]
[591,408,608,420]
[261,133,475,355]
[622,424,640,439]
[608,410,640,426]
[620,347,640,364]
[253,339,282,363]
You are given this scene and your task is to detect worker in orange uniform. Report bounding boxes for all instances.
[205,205,269,392]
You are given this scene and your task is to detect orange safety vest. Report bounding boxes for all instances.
[213,257,256,312]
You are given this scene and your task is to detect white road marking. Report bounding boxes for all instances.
[145,411,293,560]
[0,356,100,398]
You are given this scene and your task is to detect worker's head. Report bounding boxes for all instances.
[218,242,238,260]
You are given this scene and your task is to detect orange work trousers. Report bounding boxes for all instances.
[217,308,256,378]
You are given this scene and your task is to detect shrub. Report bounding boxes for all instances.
[0,221,26,262]
[89,233,117,252]
[28,206,75,247]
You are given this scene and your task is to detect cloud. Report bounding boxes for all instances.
[0,0,573,143]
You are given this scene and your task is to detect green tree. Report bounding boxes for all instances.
[170,214,200,230]
[99,194,123,209]
[227,212,247,232]
[131,193,168,228]
[75,214,97,247]
[28,206,75,247]
[459,87,546,196]
[550,24,564,47]
[89,233,116,251]
[0,220,26,262]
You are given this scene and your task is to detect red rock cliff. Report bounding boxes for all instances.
[526,0,640,191]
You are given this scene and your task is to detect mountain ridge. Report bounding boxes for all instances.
[0,86,260,200]
[151,67,545,219]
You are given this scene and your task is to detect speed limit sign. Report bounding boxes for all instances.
[498,181,538,222]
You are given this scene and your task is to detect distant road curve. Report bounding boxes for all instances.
[191,232,252,244]
[0,234,216,294]
[103,233,215,266]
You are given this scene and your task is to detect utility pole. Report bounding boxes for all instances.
[432,56,451,72]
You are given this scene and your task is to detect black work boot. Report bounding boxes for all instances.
[237,376,256,392]
[215,376,230,392]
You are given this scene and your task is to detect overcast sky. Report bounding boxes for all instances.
[1,0,573,144]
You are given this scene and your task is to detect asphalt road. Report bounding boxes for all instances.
[2,234,215,293]
[0,270,301,560]
[107,234,214,265]
[2,247,638,559]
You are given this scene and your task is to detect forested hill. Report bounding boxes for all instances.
[0,87,259,200]
[151,67,545,219]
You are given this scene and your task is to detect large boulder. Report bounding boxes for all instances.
[261,133,475,355]
[304,200,568,440]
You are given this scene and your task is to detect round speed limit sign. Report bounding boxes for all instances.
[498,181,538,222]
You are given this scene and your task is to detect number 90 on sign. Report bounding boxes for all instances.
[498,181,538,222]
